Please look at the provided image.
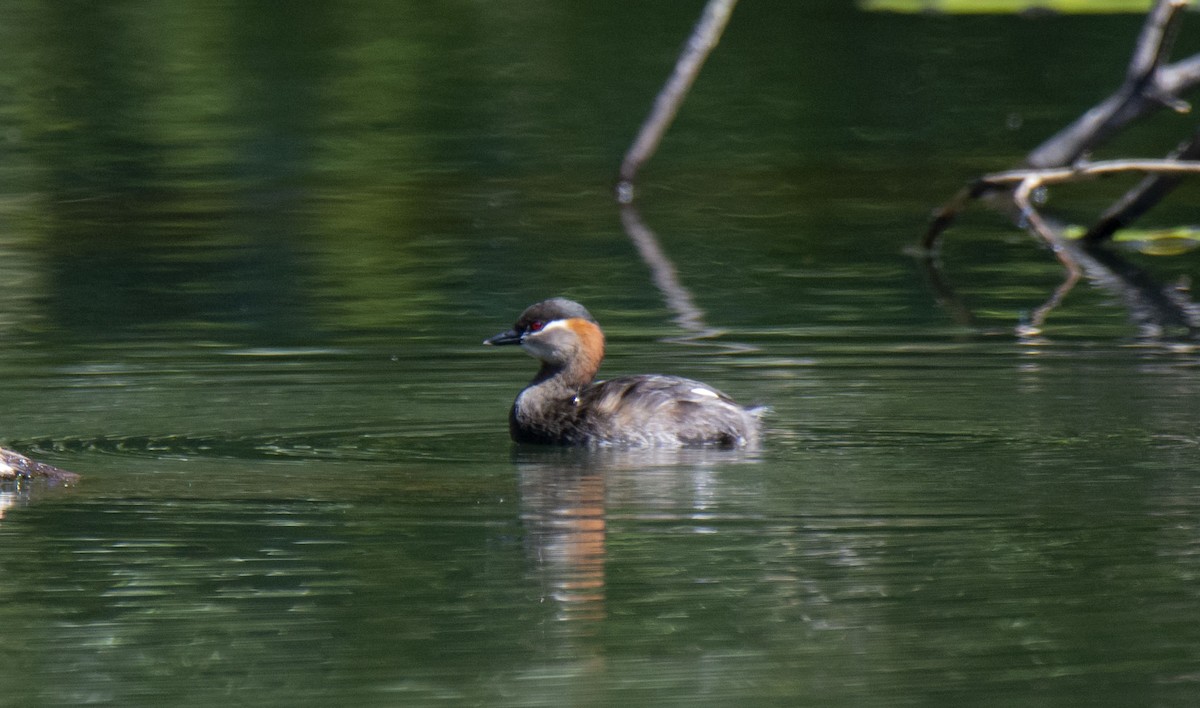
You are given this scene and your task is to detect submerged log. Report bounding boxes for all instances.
[0,447,79,485]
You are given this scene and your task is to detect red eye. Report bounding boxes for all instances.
[527,321,544,332]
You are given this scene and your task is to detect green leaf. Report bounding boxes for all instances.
[859,0,1178,14]
[1062,226,1200,255]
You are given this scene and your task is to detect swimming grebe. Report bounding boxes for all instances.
[484,298,763,448]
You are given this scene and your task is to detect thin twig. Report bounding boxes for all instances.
[979,159,1200,255]
[924,158,1200,251]
[981,158,1200,187]
[922,179,999,251]
[615,0,738,203]
[1011,176,1082,285]
[1084,129,1200,242]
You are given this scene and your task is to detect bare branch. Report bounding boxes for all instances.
[1025,0,1193,169]
[1160,52,1200,94]
[1126,0,1187,82]
[616,0,738,203]
[1010,175,1083,292]
[922,179,999,251]
[925,157,1200,251]
[976,158,1200,189]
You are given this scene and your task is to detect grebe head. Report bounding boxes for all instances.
[483,297,605,370]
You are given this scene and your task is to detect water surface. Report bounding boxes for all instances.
[1,2,1199,706]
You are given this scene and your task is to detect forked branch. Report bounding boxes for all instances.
[1025,0,1193,169]
[924,0,1200,251]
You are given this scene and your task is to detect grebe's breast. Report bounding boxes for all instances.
[575,374,762,448]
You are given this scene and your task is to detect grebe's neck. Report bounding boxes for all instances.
[511,318,606,442]
[530,361,590,391]
[529,317,605,391]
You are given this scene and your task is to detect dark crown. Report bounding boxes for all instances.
[516,298,596,328]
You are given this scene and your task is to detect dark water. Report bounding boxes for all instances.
[1,2,1199,706]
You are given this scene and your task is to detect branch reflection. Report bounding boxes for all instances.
[619,204,722,340]
[619,204,758,352]
[919,237,1200,341]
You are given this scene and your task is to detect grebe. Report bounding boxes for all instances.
[484,298,763,447]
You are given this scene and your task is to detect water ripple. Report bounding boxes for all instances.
[12,425,487,463]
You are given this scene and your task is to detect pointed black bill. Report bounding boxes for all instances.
[483,329,522,346]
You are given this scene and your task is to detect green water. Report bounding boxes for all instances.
[0,2,1199,706]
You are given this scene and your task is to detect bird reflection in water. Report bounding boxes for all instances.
[518,452,609,627]
[514,446,761,633]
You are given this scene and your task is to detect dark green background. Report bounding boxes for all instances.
[0,2,1198,706]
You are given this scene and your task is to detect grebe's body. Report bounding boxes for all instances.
[484,298,762,448]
